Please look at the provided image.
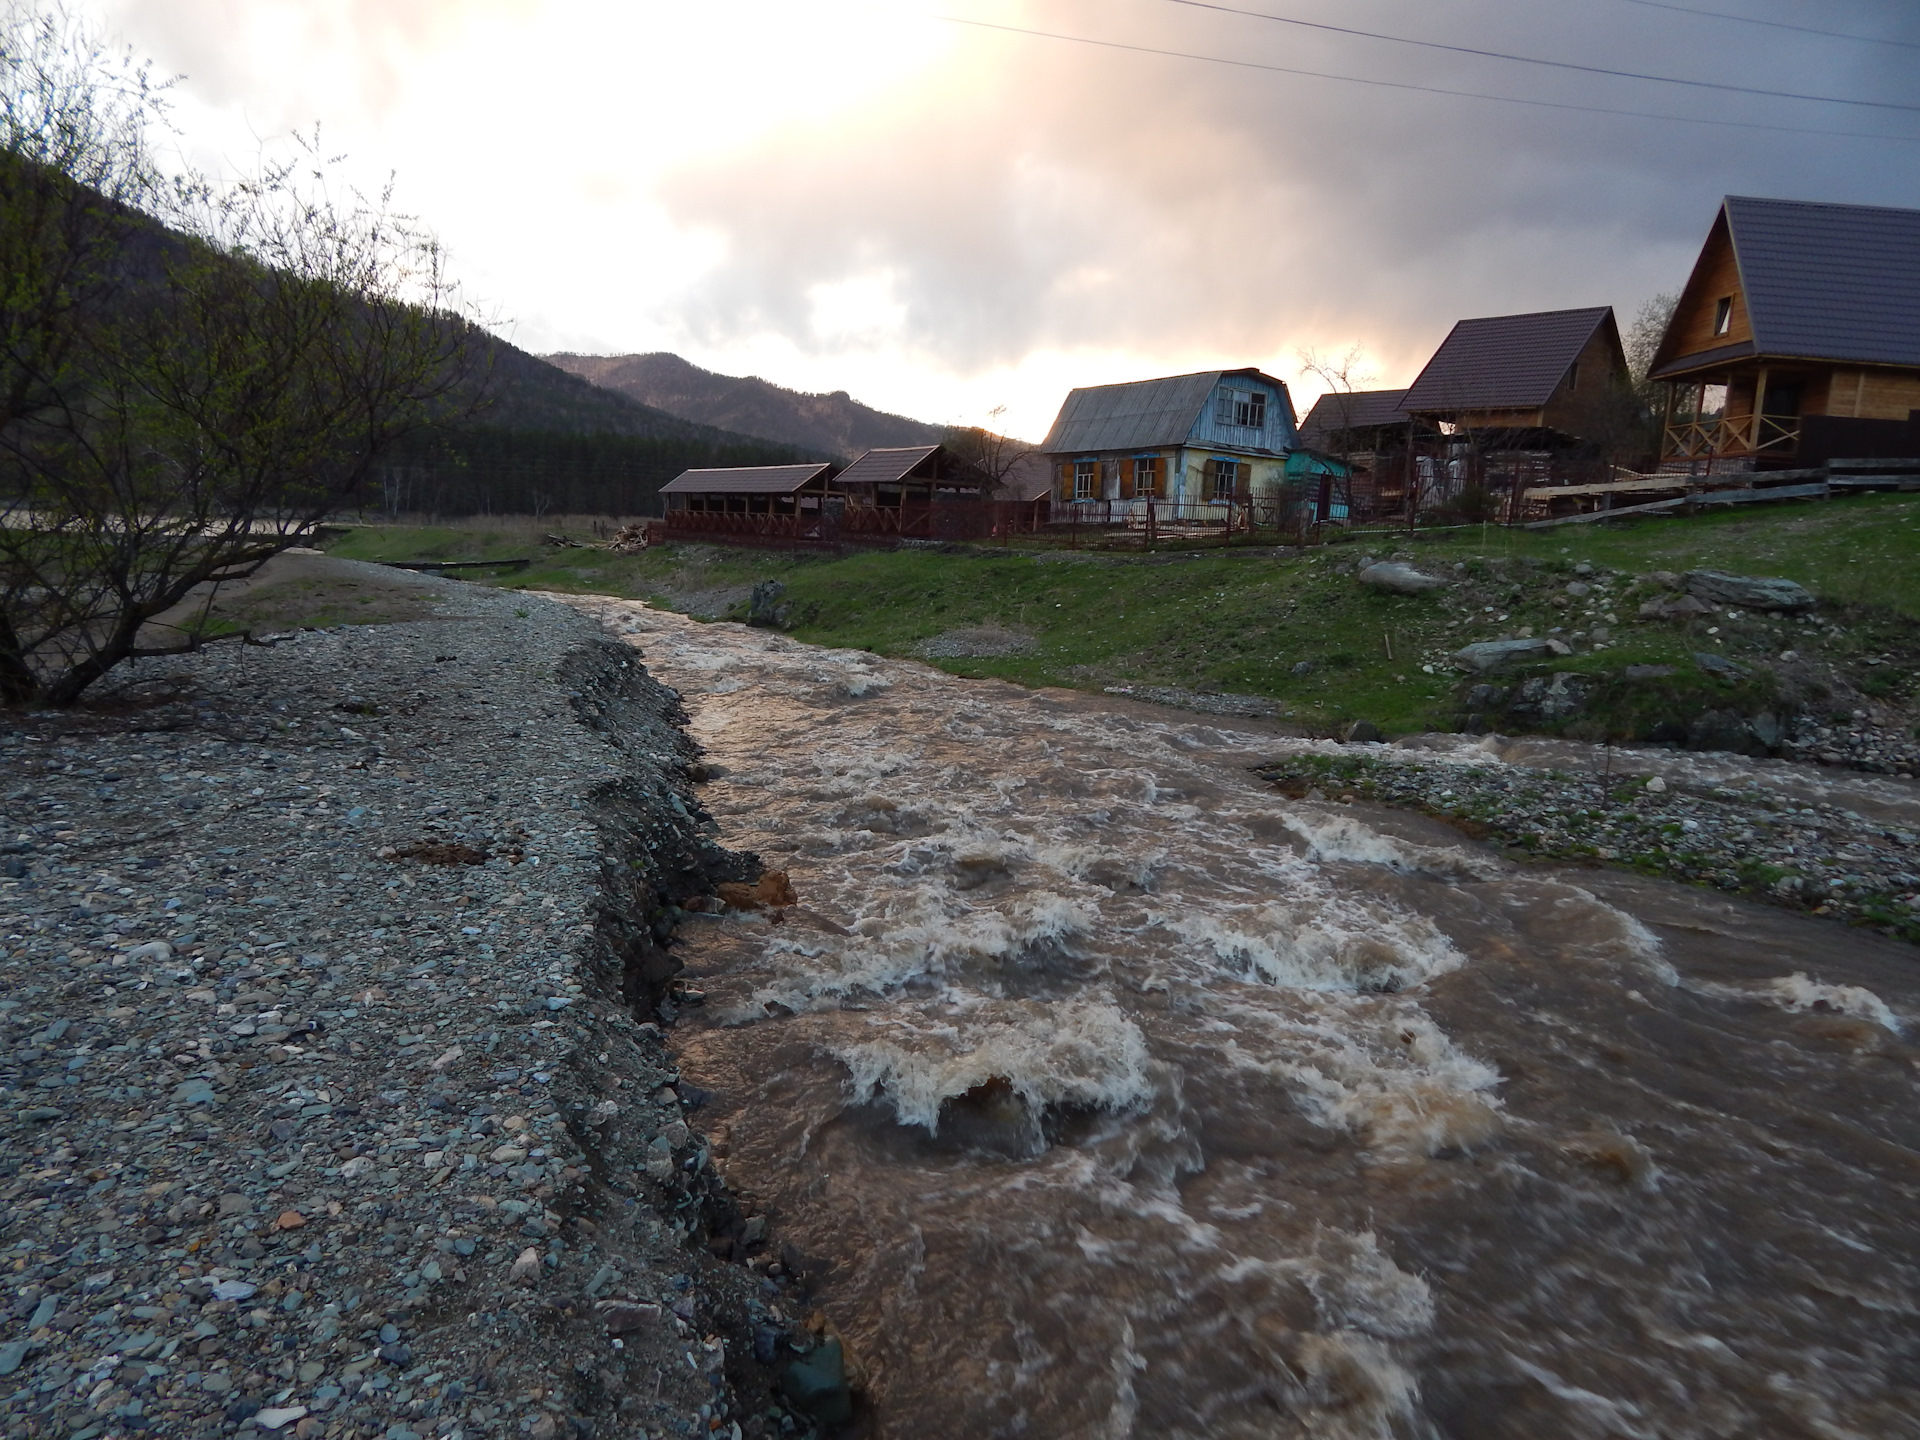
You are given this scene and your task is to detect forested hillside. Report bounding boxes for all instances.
[546,351,944,459]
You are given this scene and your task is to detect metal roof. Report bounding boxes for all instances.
[1297,388,1410,445]
[659,462,832,495]
[1041,369,1289,453]
[1654,196,1920,377]
[829,445,943,487]
[1401,307,1613,414]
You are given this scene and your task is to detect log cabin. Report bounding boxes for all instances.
[1650,196,1920,468]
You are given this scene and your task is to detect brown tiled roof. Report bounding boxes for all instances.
[1402,307,1613,414]
[829,445,943,487]
[1652,196,1920,378]
[1297,388,1410,446]
[659,462,832,495]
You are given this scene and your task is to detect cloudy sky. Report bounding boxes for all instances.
[83,0,1920,438]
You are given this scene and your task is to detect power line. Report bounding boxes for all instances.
[933,14,1920,143]
[1155,0,1920,113]
[1605,0,1920,51]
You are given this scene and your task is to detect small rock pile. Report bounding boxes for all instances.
[1256,752,1920,943]
[0,575,841,1440]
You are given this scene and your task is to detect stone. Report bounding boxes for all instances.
[1687,709,1766,757]
[747,580,786,628]
[218,1193,251,1216]
[1357,561,1447,595]
[780,1338,854,1426]
[1682,569,1815,612]
[1450,638,1559,672]
[1623,664,1674,680]
[1341,720,1382,744]
[1694,652,1751,679]
[1639,595,1715,621]
[0,1340,28,1376]
[1644,776,1667,793]
[1290,660,1314,677]
[716,871,798,911]
[274,1210,306,1231]
[596,1300,663,1336]
[1507,672,1592,725]
[211,1280,257,1302]
[509,1247,543,1285]
[1564,581,1592,598]
[253,1405,309,1430]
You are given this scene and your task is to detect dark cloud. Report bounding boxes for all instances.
[656,0,1920,381]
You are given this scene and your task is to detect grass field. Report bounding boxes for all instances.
[320,494,1920,737]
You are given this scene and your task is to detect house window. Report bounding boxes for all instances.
[1713,296,1733,336]
[1215,387,1267,430]
[1073,459,1098,501]
[1204,458,1240,501]
[1131,456,1159,498]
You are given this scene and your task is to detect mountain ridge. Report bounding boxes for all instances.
[544,351,945,459]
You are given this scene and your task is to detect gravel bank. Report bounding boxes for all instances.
[0,570,831,1440]
[1256,749,1920,944]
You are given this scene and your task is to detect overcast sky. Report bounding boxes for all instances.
[83,0,1920,438]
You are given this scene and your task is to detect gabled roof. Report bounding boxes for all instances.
[659,462,832,495]
[1652,196,1920,377]
[1041,369,1289,453]
[830,445,943,487]
[1402,308,1614,414]
[1298,388,1409,445]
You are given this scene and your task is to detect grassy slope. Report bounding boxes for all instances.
[320,495,1920,736]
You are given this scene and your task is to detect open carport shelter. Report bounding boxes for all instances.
[655,462,836,543]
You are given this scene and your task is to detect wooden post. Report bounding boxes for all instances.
[1750,365,1769,453]
[1405,419,1418,537]
[1660,382,1674,464]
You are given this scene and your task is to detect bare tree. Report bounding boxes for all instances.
[0,2,479,706]
[1296,345,1377,525]
[940,405,1035,492]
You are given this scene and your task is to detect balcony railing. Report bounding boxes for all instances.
[1663,414,1801,461]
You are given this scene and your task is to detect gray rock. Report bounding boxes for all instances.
[1451,638,1560,672]
[0,1341,28,1376]
[781,1338,854,1426]
[1694,652,1752,679]
[1290,661,1314,677]
[1508,672,1593,725]
[1564,581,1592,598]
[1687,709,1767,756]
[747,580,786,628]
[1342,720,1382,743]
[1358,562,1447,595]
[1682,569,1815,612]
[1623,664,1675,680]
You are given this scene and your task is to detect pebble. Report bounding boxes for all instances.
[0,578,804,1440]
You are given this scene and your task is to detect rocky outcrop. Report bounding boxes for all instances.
[1451,637,1572,672]
[1682,569,1816,612]
[1358,561,1448,595]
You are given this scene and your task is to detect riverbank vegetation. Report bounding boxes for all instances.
[320,493,1920,741]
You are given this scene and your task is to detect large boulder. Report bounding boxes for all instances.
[747,579,786,627]
[1451,637,1570,672]
[1358,561,1447,595]
[1682,569,1815,611]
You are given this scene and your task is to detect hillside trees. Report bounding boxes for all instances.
[0,2,477,706]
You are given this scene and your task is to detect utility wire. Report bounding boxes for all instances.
[934,14,1920,143]
[1605,0,1920,51]
[1155,0,1920,113]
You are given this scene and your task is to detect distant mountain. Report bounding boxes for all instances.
[477,342,793,447]
[544,351,945,459]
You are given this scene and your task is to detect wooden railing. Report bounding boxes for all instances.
[1663,414,1801,461]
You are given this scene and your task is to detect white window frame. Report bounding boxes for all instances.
[1073,459,1098,501]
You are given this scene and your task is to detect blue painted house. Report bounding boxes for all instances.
[1038,368,1299,512]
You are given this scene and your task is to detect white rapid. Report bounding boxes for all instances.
[562,596,1920,1440]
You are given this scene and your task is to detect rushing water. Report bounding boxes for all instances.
[564,596,1920,1440]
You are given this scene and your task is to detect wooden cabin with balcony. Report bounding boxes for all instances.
[656,461,837,542]
[1650,196,1920,470]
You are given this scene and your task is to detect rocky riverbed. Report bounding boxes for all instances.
[0,568,840,1440]
[1256,747,1920,945]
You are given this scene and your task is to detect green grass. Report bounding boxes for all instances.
[318,494,1920,737]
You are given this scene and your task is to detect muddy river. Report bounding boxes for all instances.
[565,597,1920,1440]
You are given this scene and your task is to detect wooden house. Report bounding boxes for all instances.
[1038,368,1298,514]
[1295,387,1415,517]
[1649,196,1920,468]
[1400,307,1629,444]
